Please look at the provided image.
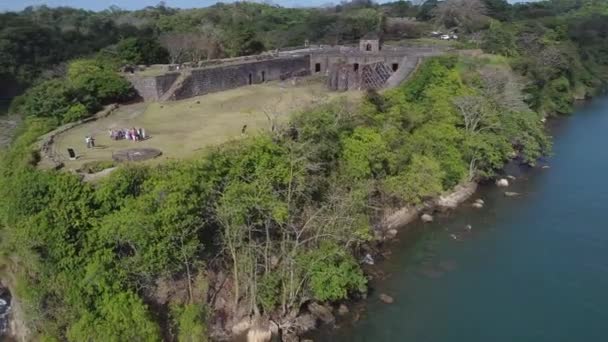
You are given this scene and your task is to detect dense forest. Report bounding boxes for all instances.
[0,0,607,341]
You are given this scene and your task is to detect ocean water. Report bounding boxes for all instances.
[316,96,608,342]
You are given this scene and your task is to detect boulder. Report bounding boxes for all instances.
[507,175,516,180]
[385,229,398,239]
[282,333,299,342]
[436,182,478,209]
[232,317,252,336]
[382,206,419,231]
[496,179,509,187]
[362,253,375,265]
[472,202,483,209]
[247,326,272,342]
[421,214,433,223]
[308,302,335,324]
[504,192,520,197]
[474,199,485,205]
[379,293,394,304]
[542,165,551,169]
[293,313,316,333]
[338,304,349,315]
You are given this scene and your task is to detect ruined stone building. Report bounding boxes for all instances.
[126,36,446,102]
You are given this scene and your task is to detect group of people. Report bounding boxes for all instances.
[109,127,147,141]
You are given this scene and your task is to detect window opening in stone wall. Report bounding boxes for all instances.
[354,63,359,72]
[366,43,372,51]
[248,73,253,85]
[315,63,321,73]
[392,63,399,71]
[261,71,266,82]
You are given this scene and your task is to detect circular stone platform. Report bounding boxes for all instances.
[112,148,162,163]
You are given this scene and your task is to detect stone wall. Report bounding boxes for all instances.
[125,45,447,102]
[309,47,445,75]
[127,73,180,101]
[171,55,310,100]
[327,63,361,91]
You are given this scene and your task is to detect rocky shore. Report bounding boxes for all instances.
[217,181,482,342]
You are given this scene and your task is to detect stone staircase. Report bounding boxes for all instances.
[385,56,421,89]
[159,70,191,102]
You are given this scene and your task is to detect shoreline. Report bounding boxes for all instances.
[302,167,543,341]
[303,95,608,341]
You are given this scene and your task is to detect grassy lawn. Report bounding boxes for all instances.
[52,77,360,171]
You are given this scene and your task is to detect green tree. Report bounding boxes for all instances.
[16,79,74,120]
[172,304,208,342]
[384,154,445,204]
[67,58,134,108]
[115,37,169,65]
[482,20,518,57]
[340,127,393,180]
[67,291,161,342]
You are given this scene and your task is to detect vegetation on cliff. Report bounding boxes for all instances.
[0,0,606,340]
[0,53,549,340]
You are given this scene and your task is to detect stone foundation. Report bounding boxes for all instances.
[126,41,448,101]
[128,56,310,102]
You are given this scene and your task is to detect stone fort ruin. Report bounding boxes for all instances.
[126,35,446,102]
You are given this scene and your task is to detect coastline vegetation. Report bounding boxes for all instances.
[0,0,607,340]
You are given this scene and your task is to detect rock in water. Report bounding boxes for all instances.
[293,313,316,332]
[472,202,483,209]
[308,302,335,324]
[379,293,394,304]
[496,178,509,187]
[338,304,349,315]
[421,214,433,223]
[385,229,398,240]
[504,192,520,197]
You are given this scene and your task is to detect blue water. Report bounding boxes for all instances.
[318,96,608,342]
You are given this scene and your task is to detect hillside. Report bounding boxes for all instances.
[0,1,607,341]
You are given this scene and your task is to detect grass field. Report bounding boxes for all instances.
[52,77,360,171]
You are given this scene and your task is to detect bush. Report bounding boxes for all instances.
[62,103,88,124]
[299,242,367,302]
